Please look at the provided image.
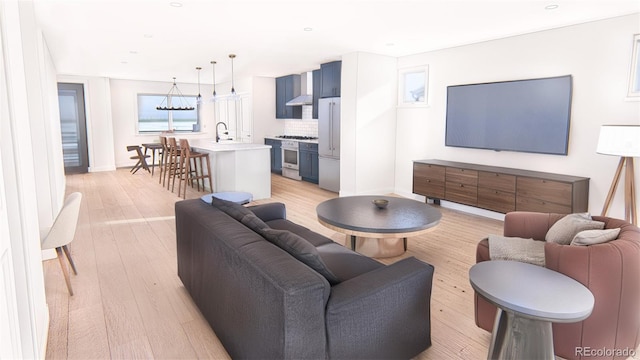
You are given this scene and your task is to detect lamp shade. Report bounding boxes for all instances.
[596,125,640,157]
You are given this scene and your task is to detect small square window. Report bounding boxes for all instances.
[628,34,640,97]
[398,66,429,107]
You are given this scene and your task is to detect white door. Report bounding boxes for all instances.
[0,30,22,357]
[0,152,21,359]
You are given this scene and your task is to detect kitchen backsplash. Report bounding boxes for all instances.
[284,105,318,136]
[284,119,318,137]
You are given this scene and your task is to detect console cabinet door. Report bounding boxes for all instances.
[413,163,445,198]
[477,171,516,213]
[516,177,572,213]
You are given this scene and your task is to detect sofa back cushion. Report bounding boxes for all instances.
[545,213,605,245]
[570,228,621,246]
[260,228,340,285]
[210,196,252,221]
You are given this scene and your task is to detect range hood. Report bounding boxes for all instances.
[286,94,312,106]
[286,72,313,106]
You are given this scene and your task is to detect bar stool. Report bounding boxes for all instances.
[178,138,213,199]
[166,137,183,192]
[159,136,169,185]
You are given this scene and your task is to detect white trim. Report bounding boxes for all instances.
[627,34,640,97]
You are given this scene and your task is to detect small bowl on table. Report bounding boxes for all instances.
[372,199,389,209]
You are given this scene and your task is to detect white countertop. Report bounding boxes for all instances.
[264,136,318,144]
[189,139,271,152]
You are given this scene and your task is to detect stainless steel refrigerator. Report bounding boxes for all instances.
[318,97,340,192]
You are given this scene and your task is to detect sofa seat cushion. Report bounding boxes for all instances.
[316,243,383,282]
[260,228,340,285]
[266,219,333,247]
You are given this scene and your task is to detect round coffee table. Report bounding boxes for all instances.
[316,196,441,257]
[469,260,594,359]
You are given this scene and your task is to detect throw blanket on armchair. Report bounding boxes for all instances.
[488,235,545,267]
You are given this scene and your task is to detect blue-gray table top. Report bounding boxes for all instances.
[469,260,594,322]
[316,195,442,234]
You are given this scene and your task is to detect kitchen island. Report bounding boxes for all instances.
[189,139,271,200]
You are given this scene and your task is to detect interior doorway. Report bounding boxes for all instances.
[57,83,89,174]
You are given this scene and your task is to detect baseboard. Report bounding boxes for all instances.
[89,165,116,172]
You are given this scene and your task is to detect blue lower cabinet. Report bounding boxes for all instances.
[265,138,282,174]
[299,142,319,184]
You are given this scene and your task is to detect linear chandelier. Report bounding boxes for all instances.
[156,77,195,111]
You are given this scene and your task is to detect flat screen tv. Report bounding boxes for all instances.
[445,75,572,155]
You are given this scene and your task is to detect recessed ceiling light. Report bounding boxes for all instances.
[545,4,559,10]
[169,2,183,7]
[144,34,153,39]
[385,43,395,47]
[129,51,138,54]
[121,61,128,64]
[304,27,313,32]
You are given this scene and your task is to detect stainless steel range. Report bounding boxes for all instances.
[281,140,301,180]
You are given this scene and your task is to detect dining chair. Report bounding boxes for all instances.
[127,145,150,174]
[41,192,82,296]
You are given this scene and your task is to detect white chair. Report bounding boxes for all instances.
[41,192,82,296]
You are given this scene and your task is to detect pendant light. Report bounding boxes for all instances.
[156,77,195,111]
[210,60,217,97]
[196,66,202,101]
[229,54,236,95]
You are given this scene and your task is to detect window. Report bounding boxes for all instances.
[398,66,429,107]
[628,34,640,98]
[137,94,198,133]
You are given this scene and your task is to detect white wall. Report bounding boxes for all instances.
[251,76,283,142]
[57,75,117,172]
[393,14,640,220]
[341,52,398,196]
[0,0,63,357]
[109,78,215,167]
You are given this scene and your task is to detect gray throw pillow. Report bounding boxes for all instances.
[260,228,340,285]
[210,196,252,221]
[545,213,605,245]
[570,228,621,246]
[240,214,270,233]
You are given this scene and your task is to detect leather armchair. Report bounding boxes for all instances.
[475,212,640,360]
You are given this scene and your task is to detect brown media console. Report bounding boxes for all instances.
[413,160,589,214]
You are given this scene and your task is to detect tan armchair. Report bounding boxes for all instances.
[475,212,640,360]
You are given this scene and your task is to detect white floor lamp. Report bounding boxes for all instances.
[596,125,640,225]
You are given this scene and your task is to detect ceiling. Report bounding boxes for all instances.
[33,0,640,86]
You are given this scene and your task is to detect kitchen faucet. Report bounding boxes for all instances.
[216,121,228,143]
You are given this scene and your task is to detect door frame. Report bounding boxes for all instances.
[57,82,89,174]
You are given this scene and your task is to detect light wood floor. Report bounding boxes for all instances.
[44,168,502,359]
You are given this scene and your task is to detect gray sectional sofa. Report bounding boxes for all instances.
[176,197,435,359]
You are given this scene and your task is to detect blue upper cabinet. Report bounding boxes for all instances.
[312,69,321,119]
[276,75,302,119]
[320,61,341,98]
